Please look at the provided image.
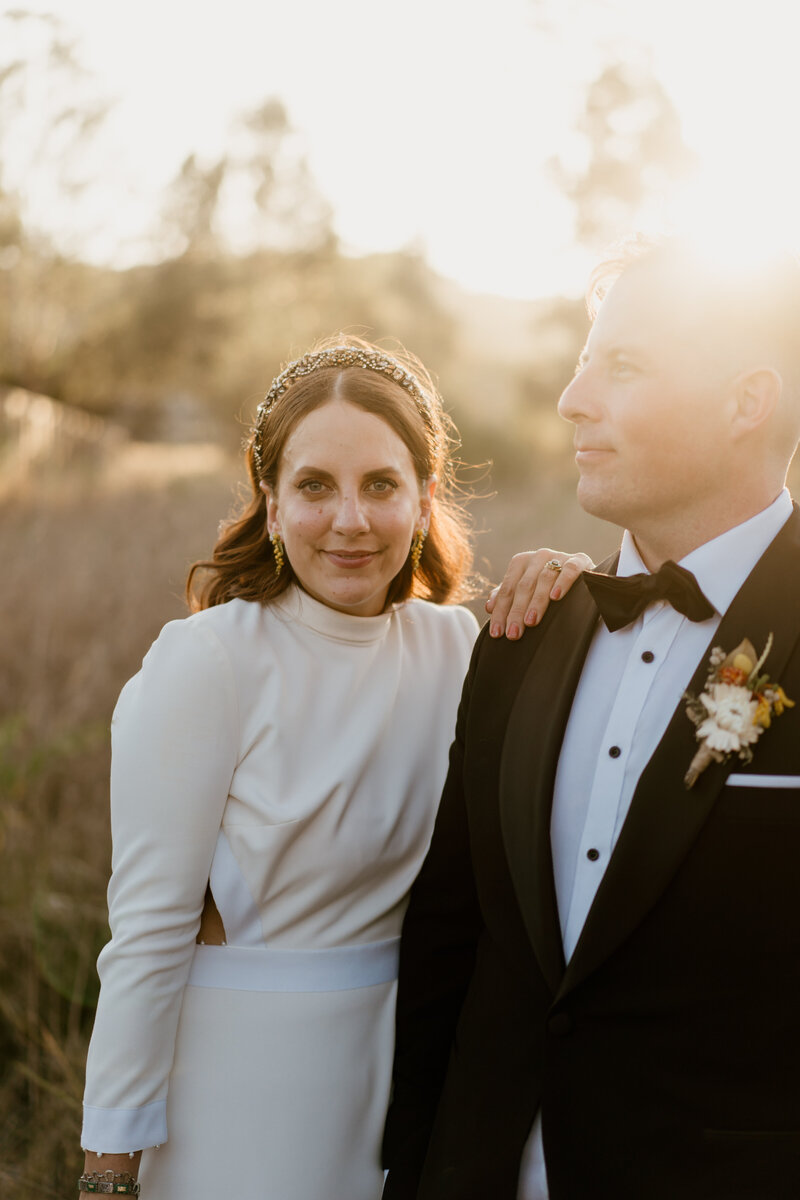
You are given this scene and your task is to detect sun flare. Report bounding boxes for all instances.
[669,175,800,273]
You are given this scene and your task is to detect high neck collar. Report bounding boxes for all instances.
[272,583,396,644]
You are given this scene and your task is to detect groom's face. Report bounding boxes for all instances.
[558,264,736,538]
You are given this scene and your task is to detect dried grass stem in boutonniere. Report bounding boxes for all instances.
[684,634,794,789]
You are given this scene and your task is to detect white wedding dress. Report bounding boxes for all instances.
[82,585,477,1198]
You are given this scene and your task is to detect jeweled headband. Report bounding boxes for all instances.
[251,346,440,478]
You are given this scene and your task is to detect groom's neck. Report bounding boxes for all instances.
[627,488,784,571]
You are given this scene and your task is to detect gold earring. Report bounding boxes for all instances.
[410,528,427,572]
[270,533,285,576]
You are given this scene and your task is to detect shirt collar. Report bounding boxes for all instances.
[618,489,793,616]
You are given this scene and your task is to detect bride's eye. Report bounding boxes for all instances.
[368,479,397,495]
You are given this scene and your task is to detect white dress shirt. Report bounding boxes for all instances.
[518,489,793,1200]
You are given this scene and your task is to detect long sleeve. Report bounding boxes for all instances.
[82,617,239,1153]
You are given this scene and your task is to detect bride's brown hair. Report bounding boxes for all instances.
[186,335,475,612]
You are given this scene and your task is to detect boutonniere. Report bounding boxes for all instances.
[684,633,794,788]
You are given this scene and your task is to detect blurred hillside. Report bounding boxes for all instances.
[0,233,588,477]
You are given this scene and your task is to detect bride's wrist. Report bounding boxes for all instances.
[81,1148,143,1188]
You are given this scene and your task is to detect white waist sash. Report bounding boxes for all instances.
[187,938,400,993]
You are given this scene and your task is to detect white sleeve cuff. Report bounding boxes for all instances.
[81,1099,167,1153]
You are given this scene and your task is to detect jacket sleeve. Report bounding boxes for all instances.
[81,617,239,1153]
[382,627,487,1195]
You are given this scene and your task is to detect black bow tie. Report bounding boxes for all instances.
[582,560,715,632]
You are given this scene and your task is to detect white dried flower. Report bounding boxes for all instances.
[695,683,761,754]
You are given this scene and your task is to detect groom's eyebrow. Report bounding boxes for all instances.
[576,340,647,372]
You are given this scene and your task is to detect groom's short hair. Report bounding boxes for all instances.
[587,234,800,454]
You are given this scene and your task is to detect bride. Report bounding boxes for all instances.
[78,336,589,1198]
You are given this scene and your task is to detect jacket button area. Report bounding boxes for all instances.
[547,1012,574,1037]
[608,745,621,758]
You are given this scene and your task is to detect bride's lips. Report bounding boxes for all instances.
[323,550,380,568]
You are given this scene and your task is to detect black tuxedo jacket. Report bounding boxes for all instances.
[383,506,800,1200]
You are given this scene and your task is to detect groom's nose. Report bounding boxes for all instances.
[558,367,599,425]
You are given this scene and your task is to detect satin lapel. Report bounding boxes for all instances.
[561,508,800,1000]
[499,575,605,996]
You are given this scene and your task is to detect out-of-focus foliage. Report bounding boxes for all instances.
[552,60,697,248]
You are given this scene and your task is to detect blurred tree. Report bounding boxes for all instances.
[153,98,334,263]
[553,61,696,247]
[65,96,339,436]
[0,10,111,252]
[0,9,111,394]
[159,153,228,260]
[234,98,334,254]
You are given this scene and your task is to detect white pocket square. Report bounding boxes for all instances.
[727,774,800,789]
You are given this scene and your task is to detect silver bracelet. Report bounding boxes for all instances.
[78,1169,141,1194]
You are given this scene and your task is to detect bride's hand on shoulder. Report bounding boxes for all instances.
[485,549,595,639]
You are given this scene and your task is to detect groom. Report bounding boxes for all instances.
[382,238,800,1200]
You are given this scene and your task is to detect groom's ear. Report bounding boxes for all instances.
[729,366,782,441]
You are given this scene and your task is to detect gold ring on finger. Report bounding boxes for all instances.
[544,558,563,573]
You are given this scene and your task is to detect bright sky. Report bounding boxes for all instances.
[5,0,800,298]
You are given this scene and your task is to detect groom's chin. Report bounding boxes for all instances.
[575,478,624,525]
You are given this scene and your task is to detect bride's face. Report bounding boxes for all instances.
[262,398,434,617]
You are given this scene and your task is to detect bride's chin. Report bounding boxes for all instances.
[313,577,389,611]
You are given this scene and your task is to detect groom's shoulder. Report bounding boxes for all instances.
[469,619,542,688]
[779,501,800,567]
[469,580,591,693]
[749,501,800,591]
